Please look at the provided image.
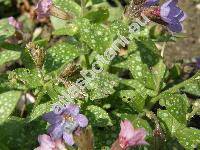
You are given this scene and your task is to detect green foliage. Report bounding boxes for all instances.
[0,18,15,43]
[28,101,52,122]
[86,105,112,127]
[53,0,81,17]
[0,50,21,67]
[77,19,113,54]
[44,42,80,72]
[0,0,199,149]
[87,72,119,100]
[159,93,189,124]
[0,91,21,124]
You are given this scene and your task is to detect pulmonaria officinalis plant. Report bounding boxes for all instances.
[0,0,199,149]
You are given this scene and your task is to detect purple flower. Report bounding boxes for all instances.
[43,104,88,146]
[111,120,148,150]
[35,0,52,19]
[144,0,159,7]
[196,58,200,69]
[8,17,23,30]
[160,0,187,32]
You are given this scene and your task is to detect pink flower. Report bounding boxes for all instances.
[118,120,148,149]
[8,17,23,30]
[35,0,52,19]
[35,134,65,150]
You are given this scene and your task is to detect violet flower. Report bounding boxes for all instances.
[160,0,187,32]
[196,58,200,69]
[111,120,148,150]
[35,0,53,19]
[43,104,88,146]
[35,134,66,150]
[144,0,159,7]
[8,17,23,30]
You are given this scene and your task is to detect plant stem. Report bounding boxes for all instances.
[84,54,90,69]
[161,42,167,57]
[81,0,86,16]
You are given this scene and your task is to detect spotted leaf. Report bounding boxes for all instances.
[0,91,21,124]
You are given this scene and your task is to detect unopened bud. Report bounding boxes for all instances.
[26,42,45,69]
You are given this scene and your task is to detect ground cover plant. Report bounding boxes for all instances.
[0,0,200,149]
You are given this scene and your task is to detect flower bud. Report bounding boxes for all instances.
[26,42,45,69]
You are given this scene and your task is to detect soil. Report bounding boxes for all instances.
[164,0,200,65]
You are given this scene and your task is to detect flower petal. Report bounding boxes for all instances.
[48,122,65,140]
[128,128,147,145]
[75,114,88,128]
[64,104,80,116]
[167,21,183,32]
[54,139,66,150]
[43,111,62,125]
[63,121,79,134]
[176,11,187,22]
[35,0,52,19]
[119,120,135,140]
[38,134,55,147]
[8,17,23,30]
[144,0,159,7]
[63,132,74,146]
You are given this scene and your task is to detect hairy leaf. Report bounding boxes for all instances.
[0,91,21,124]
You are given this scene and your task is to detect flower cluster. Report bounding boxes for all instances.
[143,0,187,32]
[41,104,88,146]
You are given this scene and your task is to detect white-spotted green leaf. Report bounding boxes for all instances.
[29,101,52,122]
[86,72,119,100]
[119,90,145,112]
[52,23,78,36]
[181,82,200,97]
[0,50,21,66]
[53,0,81,17]
[157,110,185,135]
[84,8,109,23]
[152,59,167,93]
[8,68,43,89]
[86,105,112,127]
[175,128,200,150]
[77,19,113,54]
[110,20,129,37]
[127,53,155,90]
[0,18,15,43]
[120,79,157,97]
[0,91,21,124]
[159,93,189,124]
[44,42,80,72]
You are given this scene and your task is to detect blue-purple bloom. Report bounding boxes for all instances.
[196,58,200,69]
[160,0,187,32]
[43,104,88,146]
[143,0,186,33]
[144,0,159,7]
